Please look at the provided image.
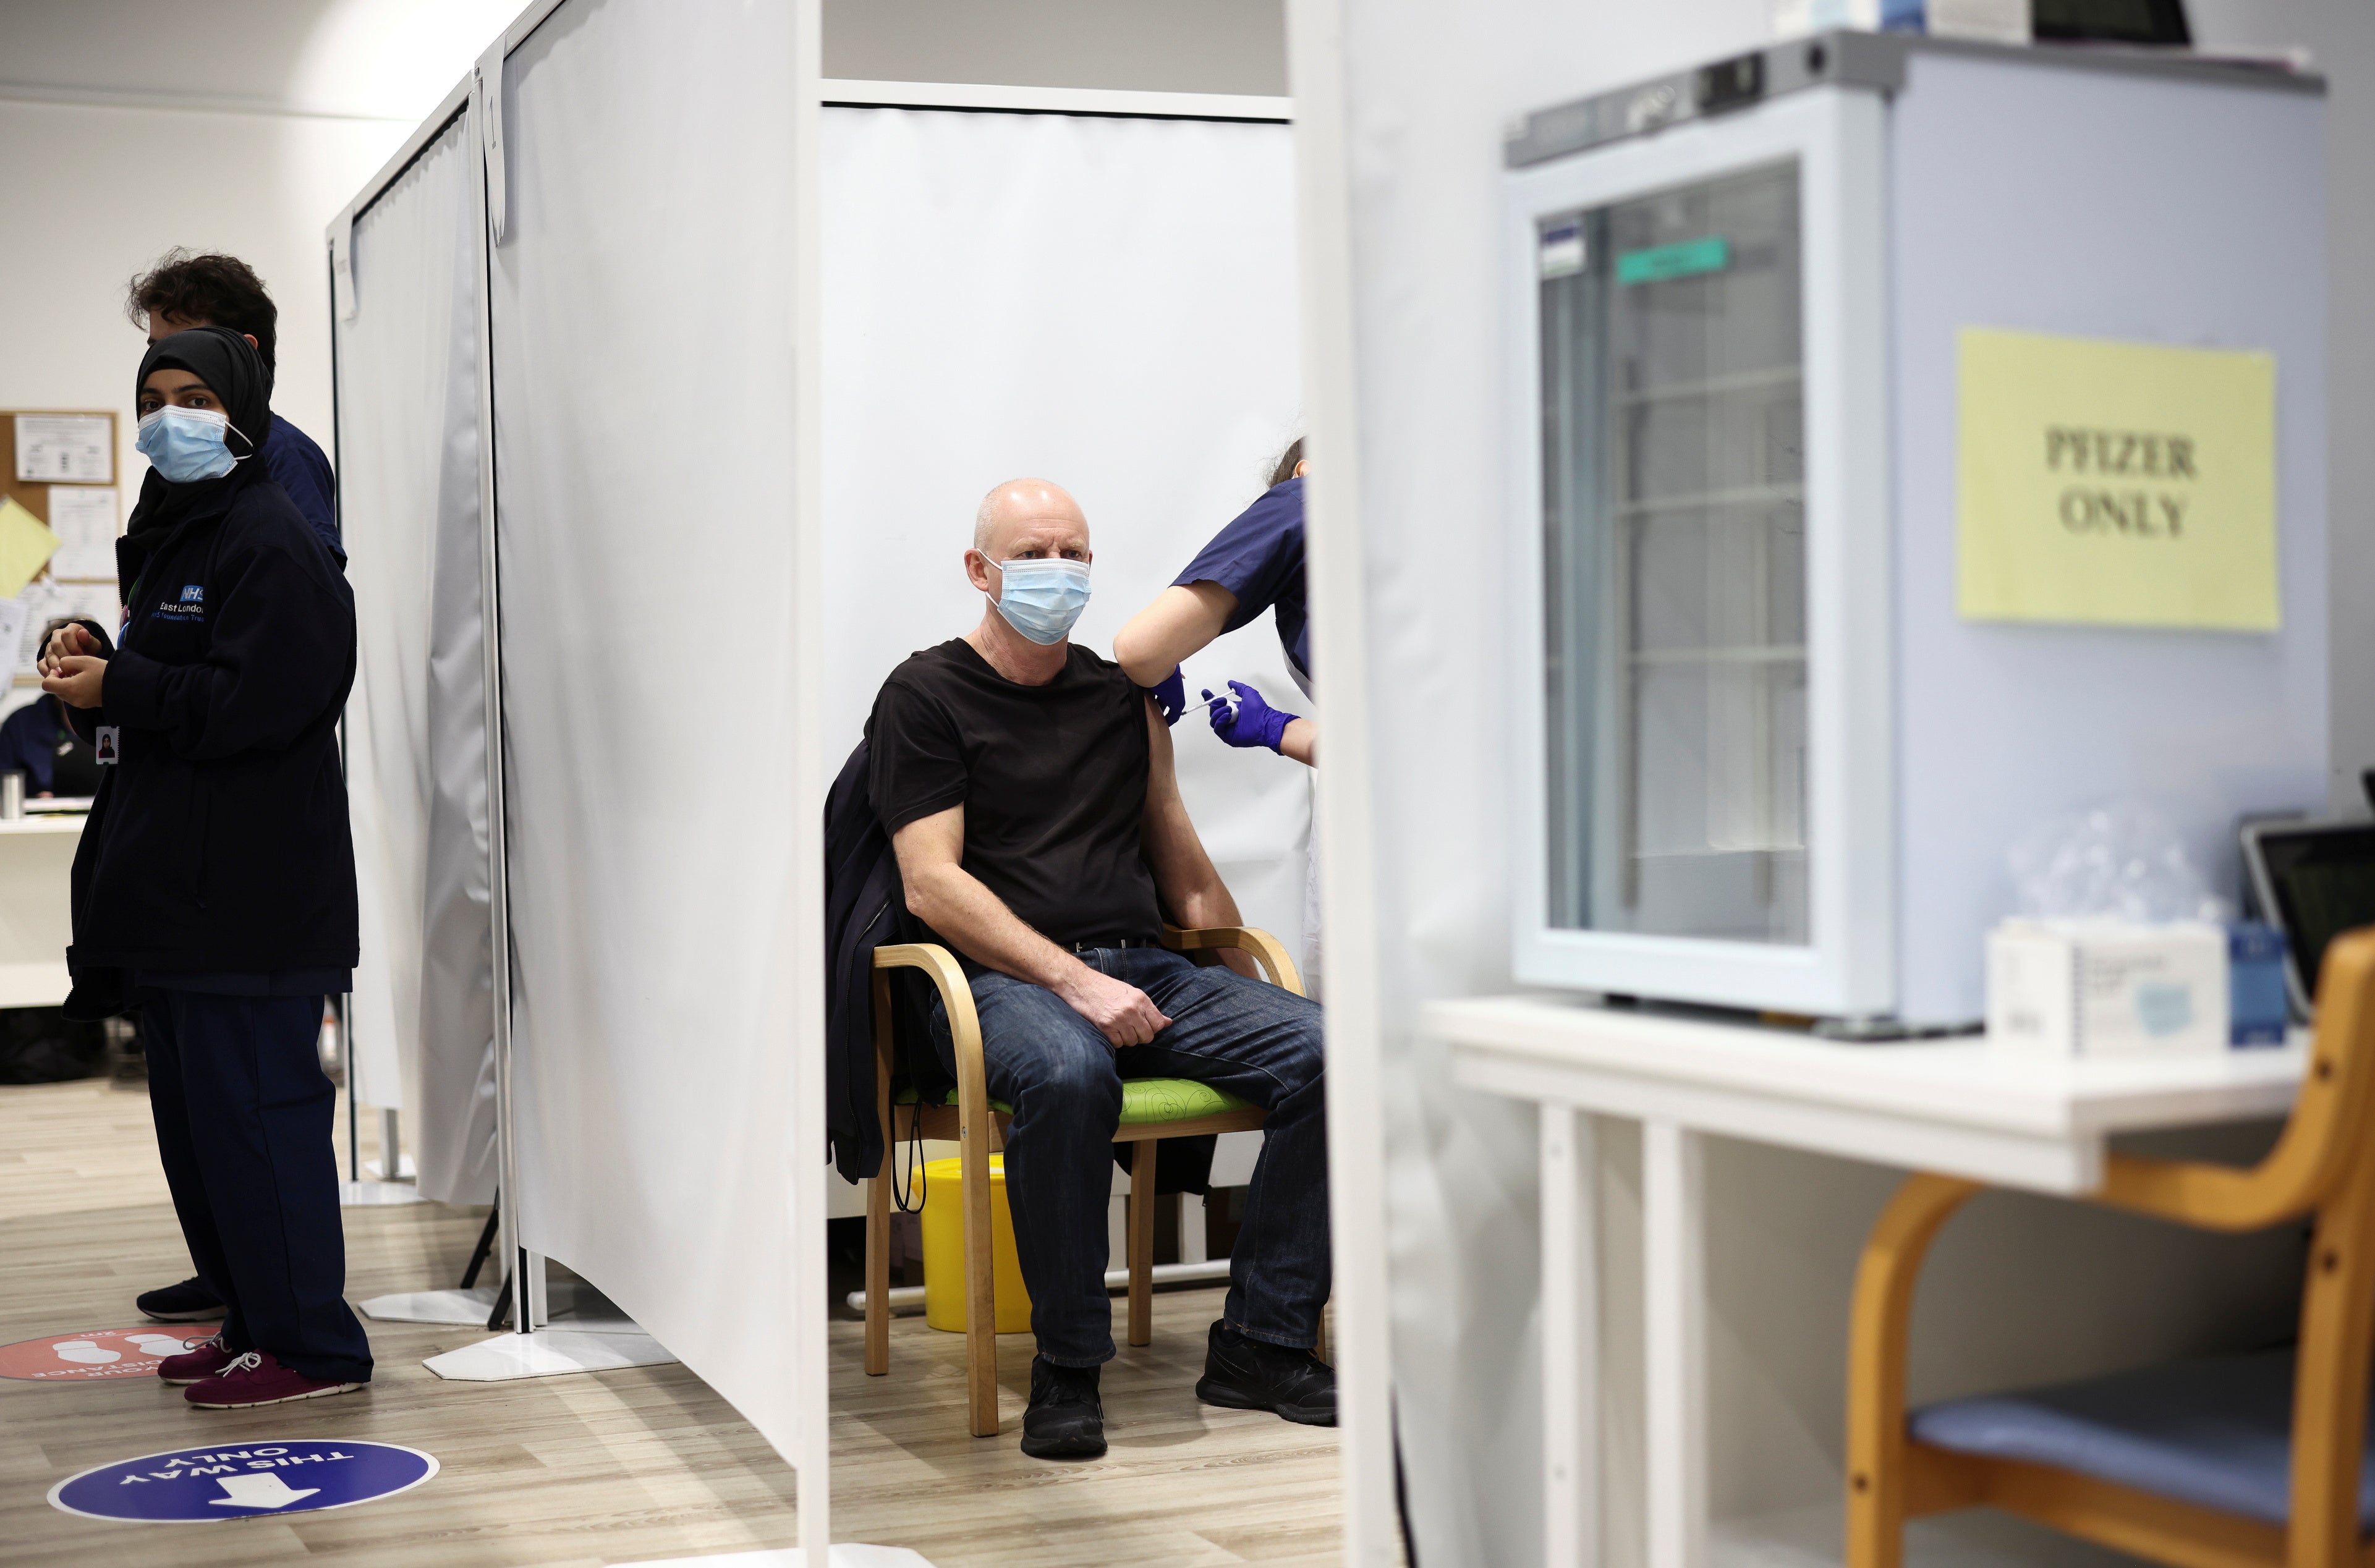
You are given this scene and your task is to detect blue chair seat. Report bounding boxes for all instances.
[1909,1349,2375,1530]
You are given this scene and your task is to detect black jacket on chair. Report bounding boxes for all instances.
[822,739,1217,1196]
[825,739,945,1181]
[63,472,357,1008]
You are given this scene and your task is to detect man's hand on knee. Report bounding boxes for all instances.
[1055,966,1172,1048]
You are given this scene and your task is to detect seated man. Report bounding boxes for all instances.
[869,477,1333,1460]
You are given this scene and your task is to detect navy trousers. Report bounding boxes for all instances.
[142,990,372,1383]
[932,947,1329,1367]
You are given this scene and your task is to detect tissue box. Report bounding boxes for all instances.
[1987,920,2229,1057]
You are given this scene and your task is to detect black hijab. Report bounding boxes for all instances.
[125,326,274,542]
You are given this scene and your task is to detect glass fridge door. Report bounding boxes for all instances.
[1537,159,1809,946]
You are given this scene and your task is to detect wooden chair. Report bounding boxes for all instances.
[1846,926,2375,1568]
[862,923,1304,1437]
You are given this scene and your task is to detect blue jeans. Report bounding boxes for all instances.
[930,946,1328,1367]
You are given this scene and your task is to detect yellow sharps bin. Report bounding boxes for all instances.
[918,1155,1032,1333]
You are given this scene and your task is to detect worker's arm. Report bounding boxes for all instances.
[1113,581,1236,687]
[1139,696,1260,978]
[891,803,1172,1047]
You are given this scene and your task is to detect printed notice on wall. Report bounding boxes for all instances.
[1957,328,2278,632]
[12,415,113,485]
[46,487,118,578]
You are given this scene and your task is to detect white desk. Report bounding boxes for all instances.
[1423,994,2308,1568]
[0,815,83,1007]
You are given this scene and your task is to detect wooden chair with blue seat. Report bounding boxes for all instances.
[862,922,1304,1438]
[1846,925,2375,1568]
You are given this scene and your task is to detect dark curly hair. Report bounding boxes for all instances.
[1268,437,1304,489]
[125,250,278,373]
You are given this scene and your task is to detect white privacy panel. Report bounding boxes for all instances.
[489,0,805,1460]
[337,110,500,1205]
[819,106,1307,959]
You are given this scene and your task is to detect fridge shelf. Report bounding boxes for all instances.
[1629,645,1807,667]
[1617,364,1803,406]
[1618,483,1804,518]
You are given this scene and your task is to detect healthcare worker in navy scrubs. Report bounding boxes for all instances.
[1115,439,1322,980]
[1114,439,1316,760]
[41,326,368,1409]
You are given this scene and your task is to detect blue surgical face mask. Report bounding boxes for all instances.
[993,556,1091,645]
[135,405,241,484]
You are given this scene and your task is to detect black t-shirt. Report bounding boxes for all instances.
[867,638,1161,949]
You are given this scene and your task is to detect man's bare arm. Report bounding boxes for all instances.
[1139,697,1261,978]
[891,804,1173,1047]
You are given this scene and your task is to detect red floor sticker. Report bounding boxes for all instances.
[0,1328,223,1382]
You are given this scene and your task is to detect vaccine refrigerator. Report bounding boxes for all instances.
[1502,33,2329,1026]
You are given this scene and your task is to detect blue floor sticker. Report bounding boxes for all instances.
[48,1439,436,1522]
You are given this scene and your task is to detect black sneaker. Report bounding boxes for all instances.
[137,1276,223,1323]
[1196,1320,1336,1426]
[1020,1355,1106,1460]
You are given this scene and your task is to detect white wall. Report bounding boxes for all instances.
[1312,5,2356,1566]
[0,97,407,723]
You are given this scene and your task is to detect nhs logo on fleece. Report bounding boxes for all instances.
[156,583,206,621]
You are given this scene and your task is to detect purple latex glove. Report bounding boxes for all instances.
[1203,680,1298,753]
[1148,665,1186,726]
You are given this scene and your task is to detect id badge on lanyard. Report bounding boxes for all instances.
[95,727,119,766]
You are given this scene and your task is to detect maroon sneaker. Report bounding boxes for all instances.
[156,1332,237,1386]
[184,1350,364,1409]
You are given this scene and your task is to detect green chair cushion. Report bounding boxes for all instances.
[1118,1079,1255,1126]
[894,1077,1254,1126]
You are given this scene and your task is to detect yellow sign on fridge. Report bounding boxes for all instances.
[1957,328,2279,632]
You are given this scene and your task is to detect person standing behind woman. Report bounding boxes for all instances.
[40,326,368,1408]
[127,250,341,560]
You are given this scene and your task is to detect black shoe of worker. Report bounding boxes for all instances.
[1020,1355,1106,1460]
[137,1276,223,1323]
[1196,1320,1336,1426]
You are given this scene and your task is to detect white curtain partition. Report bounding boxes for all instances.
[490,0,808,1462]
[819,106,1307,962]
[337,111,499,1203]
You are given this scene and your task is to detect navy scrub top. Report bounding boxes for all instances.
[1173,476,1309,687]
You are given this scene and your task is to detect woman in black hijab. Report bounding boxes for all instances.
[40,326,368,1408]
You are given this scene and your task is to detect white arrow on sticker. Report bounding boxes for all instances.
[207,1473,320,1509]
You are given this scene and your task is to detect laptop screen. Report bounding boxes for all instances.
[2250,822,2375,1006]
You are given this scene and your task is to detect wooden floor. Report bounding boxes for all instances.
[0,1074,1345,1567]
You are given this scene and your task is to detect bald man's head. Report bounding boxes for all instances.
[971,478,1090,562]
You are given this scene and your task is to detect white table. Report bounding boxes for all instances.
[0,815,83,1007]
[1423,994,2309,1568]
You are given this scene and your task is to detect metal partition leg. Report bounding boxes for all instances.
[1541,1103,1600,1568]
[378,1108,402,1180]
[1643,1120,1707,1568]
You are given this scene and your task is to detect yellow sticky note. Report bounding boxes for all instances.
[0,496,61,600]
[1957,328,2278,632]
